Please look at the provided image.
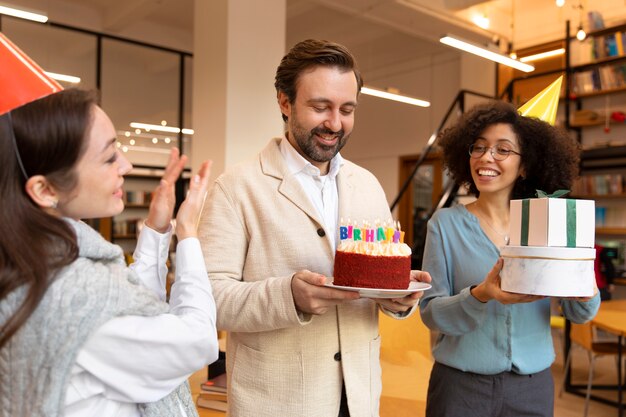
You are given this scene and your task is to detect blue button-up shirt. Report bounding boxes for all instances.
[419,204,600,375]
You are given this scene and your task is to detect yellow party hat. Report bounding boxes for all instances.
[517,76,563,125]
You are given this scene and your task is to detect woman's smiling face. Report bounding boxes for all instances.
[55,105,132,220]
[469,123,524,198]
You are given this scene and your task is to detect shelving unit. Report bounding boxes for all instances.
[502,23,626,277]
[572,145,626,279]
[89,165,191,261]
[565,21,626,145]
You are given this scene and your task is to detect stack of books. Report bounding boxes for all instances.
[197,373,227,412]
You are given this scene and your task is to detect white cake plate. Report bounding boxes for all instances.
[324,279,431,299]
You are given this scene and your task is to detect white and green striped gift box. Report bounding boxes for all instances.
[509,197,595,248]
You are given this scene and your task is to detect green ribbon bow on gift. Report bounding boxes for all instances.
[536,189,570,198]
[521,189,576,247]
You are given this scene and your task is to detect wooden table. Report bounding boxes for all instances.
[591,300,626,417]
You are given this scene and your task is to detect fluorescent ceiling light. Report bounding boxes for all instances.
[472,15,490,30]
[130,122,194,135]
[0,3,47,22]
[361,86,430,107]
[440,35,535,73]
[44,71,81,84]
[519,48,565,63]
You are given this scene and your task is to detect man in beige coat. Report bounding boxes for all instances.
[199,39,431,417]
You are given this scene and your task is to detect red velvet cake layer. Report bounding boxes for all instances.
[333,251,410,289]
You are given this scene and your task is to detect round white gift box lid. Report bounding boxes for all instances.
[500,245,596,297]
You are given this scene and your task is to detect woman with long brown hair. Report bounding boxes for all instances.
[0,43,217,416]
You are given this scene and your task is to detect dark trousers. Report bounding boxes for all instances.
[338,383,349,417]
[426,362,554,417]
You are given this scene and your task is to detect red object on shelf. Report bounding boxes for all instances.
[610,111,626,123]
[0,32,62,116]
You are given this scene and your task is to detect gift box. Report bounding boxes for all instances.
[500,246,596,297]
[509,197,595,248]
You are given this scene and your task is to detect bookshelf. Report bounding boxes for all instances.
[572,145,626,279]
[566,21,626,146]
[86,166,191,265]
[112,172,159,254]
[572,146,626,235]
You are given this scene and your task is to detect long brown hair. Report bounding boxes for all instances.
[0,89,97,348]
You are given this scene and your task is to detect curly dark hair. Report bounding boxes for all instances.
[438,100,580,199]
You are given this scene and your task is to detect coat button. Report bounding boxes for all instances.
[334,352,341,361]
[317,228,326,237]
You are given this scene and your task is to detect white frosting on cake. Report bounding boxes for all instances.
[337,240,411,256]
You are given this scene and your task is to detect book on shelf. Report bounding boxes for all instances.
[197,372,227,411]
[201,372,227,394]
[596,207,626,229]
[570,63,626,94]
[113,218,142,237]
[123,190,153,205]
[572,173,624,196]
[587,11,605,32]
[197,391,227,402]
[196,394,228,412]
[591,31,626,60]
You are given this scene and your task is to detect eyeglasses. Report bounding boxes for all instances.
[468,143,521,161]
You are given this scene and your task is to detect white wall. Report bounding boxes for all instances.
[191,0,286,177]
[343,52,463,208]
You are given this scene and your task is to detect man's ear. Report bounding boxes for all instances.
[277,91,291,120]
[25,175,59,209]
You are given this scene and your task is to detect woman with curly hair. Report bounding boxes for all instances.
[419,100,600,417]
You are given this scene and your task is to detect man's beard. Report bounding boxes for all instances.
[291,124,349,163]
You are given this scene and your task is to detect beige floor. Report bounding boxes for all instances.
[190,317,624,417]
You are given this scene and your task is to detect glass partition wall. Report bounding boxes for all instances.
[0,16,193,168]
[1,15,193,246]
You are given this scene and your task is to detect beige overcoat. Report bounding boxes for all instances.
[199,138,412,417]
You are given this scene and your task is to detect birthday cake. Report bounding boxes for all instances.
[500,193,596,297]
[333,221,411,289]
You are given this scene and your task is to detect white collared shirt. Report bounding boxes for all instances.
[280,136,344,249]
[64,227,218,417]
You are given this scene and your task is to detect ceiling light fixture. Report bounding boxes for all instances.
[129,122,194,135]
[361,86,430,107]
[0,3,47,22]
[472,14,490,30]
[574,2,586,41]
[44,71,81,84]
[556,0,565,7]
[519,48,565,62]
[440,35,535,73]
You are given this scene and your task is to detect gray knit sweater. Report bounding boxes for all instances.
[0,219,198,417]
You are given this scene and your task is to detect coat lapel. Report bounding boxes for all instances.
[260,138,324,227]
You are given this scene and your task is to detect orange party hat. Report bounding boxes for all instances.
[517,76,563,125]
[0,32,63,115]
